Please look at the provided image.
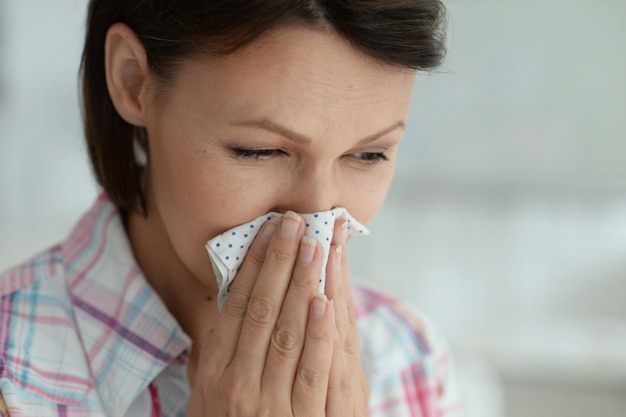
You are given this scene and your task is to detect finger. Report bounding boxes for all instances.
[233,211,305,380]
[340,253,362,361]
[325,218,349,331]
[211,218,279,366]
[326,226,362,375]
[325,242,348,333]
[333,219,349,247]
[324,245,341,301]
[326,307,353,417]
[339,255,368,415]
[263,236,323,402]
[292,294,334,416]
[325,220,347,300]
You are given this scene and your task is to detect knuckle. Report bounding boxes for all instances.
[268,245,295,264]
[290,267,314,289]
[343,337,358,356]
[245,247,266,267]
[222,289,249,320]
[331,373,353,398]
[271,324,301,354]
[309,324,332,343]
[247,294,276,325]
[297,365,325,388]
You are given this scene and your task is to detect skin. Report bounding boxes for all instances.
[105,22,415,416]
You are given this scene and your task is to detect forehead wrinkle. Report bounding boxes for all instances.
[290,75,387,113]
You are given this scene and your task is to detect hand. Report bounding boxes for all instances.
[186,211,368,416]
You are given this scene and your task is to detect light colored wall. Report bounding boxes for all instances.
[1,2,625,416]
[0,0,94,265]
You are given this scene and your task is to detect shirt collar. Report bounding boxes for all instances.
[63,194,191,416]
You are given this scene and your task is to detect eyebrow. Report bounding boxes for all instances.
[232,119,406,146]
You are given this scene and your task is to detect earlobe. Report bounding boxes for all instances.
[105,23,150,127]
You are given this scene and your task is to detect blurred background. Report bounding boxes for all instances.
[1,1,625,416]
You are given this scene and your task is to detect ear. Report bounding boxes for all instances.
[105,23,150,127]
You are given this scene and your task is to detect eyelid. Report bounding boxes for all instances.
[349,141,392,152]
[347,144,390,156]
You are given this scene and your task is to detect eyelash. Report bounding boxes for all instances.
[351,152,389,163]
[232,147,389,164]
[232,148,282,159]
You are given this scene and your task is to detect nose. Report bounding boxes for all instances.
[272,167,340,215]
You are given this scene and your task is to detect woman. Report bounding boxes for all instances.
[0,1,460,416]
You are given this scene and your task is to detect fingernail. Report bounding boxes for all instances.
[281,211,301,236]
[298,236,316,265]
[311,294,328,318]
[334,245,342,272]
[262,219,278,242]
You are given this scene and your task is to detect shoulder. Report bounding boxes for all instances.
[0,245,65,297]
[0,248,96,415]
[0,246,72,357]
[352,280,463,417]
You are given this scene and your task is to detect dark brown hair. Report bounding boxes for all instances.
[81,0,447,214]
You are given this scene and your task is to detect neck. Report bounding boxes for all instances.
[125,203,221,379]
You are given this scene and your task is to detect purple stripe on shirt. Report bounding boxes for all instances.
[71,295,176,363]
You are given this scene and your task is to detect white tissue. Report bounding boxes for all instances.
[205,208,369,310]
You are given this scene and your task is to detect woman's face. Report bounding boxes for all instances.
[141,26,415,289]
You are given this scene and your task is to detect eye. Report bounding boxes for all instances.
[350,151,389,164]
[232,147,285,160]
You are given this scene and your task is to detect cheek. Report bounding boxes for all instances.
[342,164,395,225]
[150,140,280,242]
[147,146,282,287]
[153,156,250,234]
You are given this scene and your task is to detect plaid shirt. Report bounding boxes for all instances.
[0,194,461,416]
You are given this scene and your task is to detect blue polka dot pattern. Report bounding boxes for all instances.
[205,208,369,311]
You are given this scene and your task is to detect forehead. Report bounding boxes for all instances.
[159,26,415,133]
